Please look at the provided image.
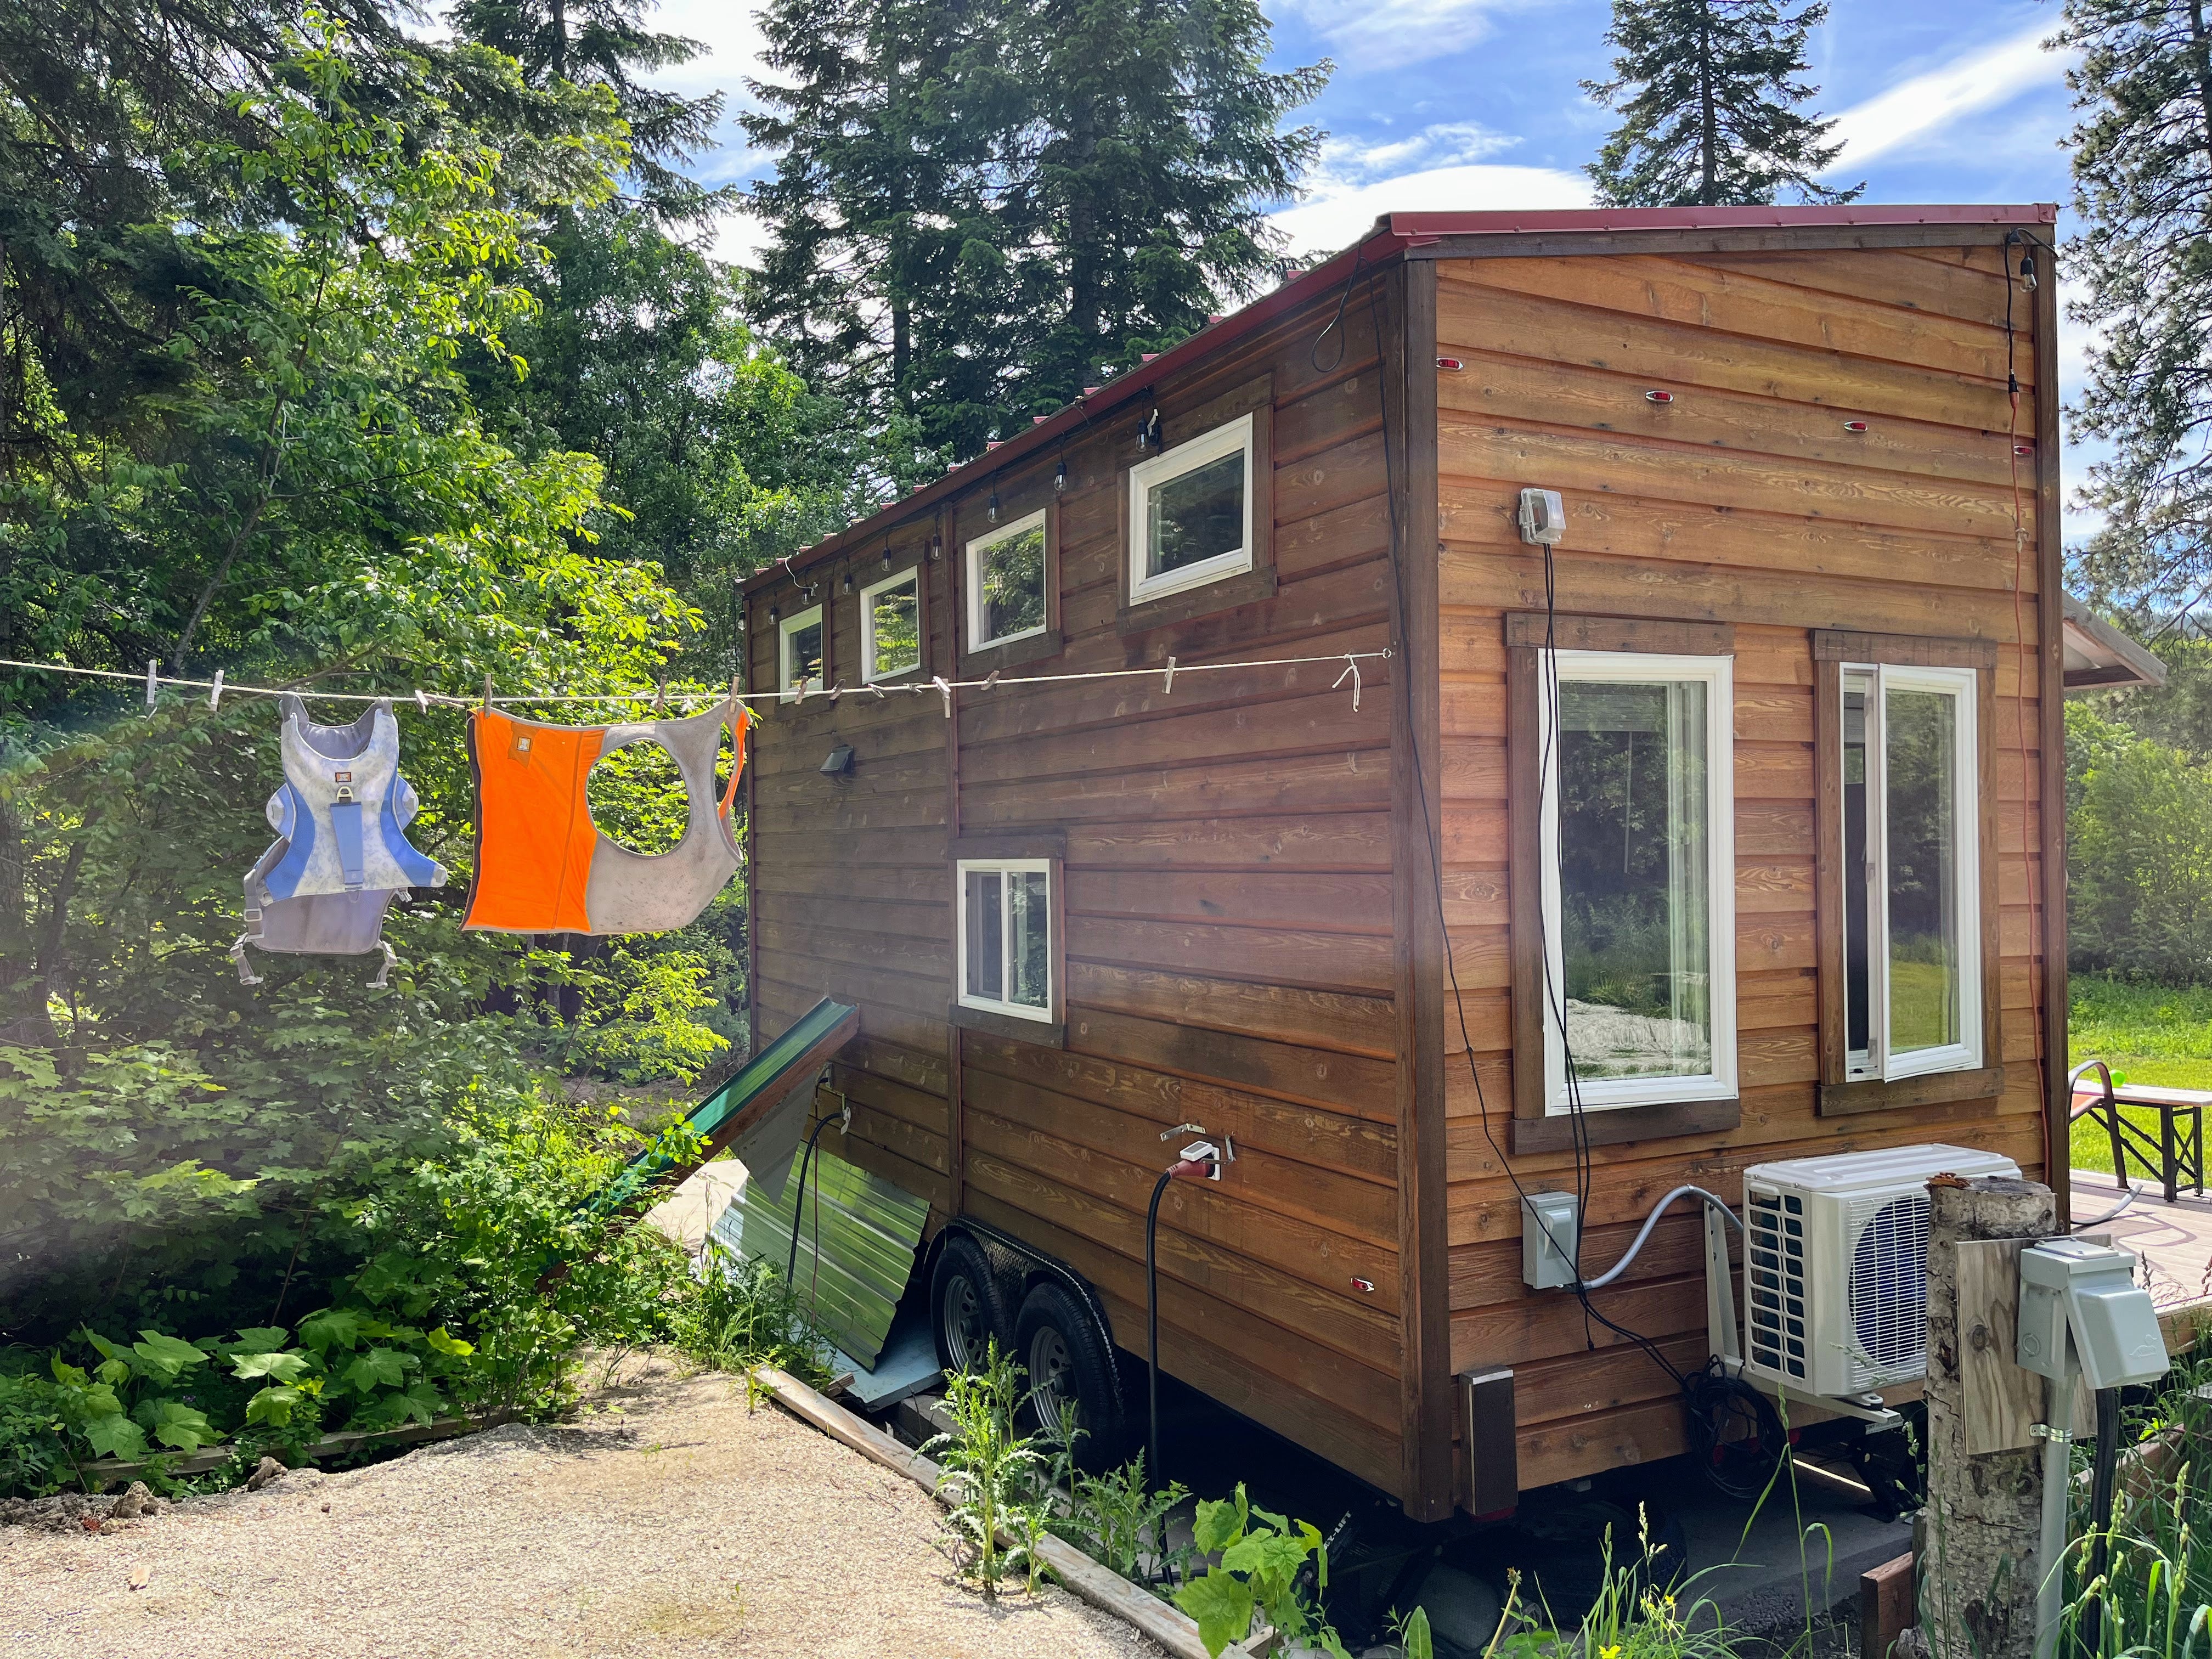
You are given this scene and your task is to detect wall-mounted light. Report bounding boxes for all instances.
[881,545,894,572]
[1644,390,1673,404]
[928,537,943,561]
[768,605,780,624]
[820,744,855,777]
[1436,357,1465,371]
[1138,407,1163,449]
[842,569,855,594]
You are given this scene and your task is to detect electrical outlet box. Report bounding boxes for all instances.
[1522,1192,1580,1290]
[1517,488,1566,546]
[2018,1237,2170,1390]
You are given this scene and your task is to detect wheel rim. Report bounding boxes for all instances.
[943,1272,985,1372]
[1028,1324,1073,1437]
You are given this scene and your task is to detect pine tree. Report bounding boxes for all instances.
[2062,0,2212,618]
[741,0,1328,462]
[1003,0,1330,412]
[1583,0,1860,207]
[452,0,724,212]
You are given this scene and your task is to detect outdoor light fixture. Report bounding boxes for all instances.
[820,744,855,777]
[881,546,893,572]
[1436,357,1464,370]
[1138,407,1162,449]
[1644,389,1673,404]
[1055,459,1068,493]
[987,489,999,523]
[768,605,780,624]
[842,570,855,594]
[1843,420,1868,433]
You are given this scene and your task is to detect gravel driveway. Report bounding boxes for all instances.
[1,1357,1164,1658]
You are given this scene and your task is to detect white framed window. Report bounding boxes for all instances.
[1538,650,1737,1113]
[1840,663,1982,1082]
[861,568,922,682]
[956,859,1053,1022]
[777,604,823,701]
[1128,413,1254,604]
[966,511,1048,649]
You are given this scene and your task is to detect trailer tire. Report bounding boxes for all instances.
[932,1234,1005,1375]
[1014,1280,1127,1470]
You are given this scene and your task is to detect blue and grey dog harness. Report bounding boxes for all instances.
[233,696,445,986]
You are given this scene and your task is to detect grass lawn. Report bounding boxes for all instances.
[2069,973,2212,1175]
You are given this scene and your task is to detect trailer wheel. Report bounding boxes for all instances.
[1014,1280,1126,1469]
[932,1234,1002,1375]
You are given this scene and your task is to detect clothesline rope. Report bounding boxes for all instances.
[0,648,1395,713]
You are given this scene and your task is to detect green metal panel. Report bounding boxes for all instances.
[712,1150,929,1368]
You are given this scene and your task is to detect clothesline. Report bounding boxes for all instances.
[0,647,1393,715]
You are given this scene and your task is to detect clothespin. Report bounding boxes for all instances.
[208,669,224,712]
[1331,654,1363,713]
[145,659,159,711]
[1163,655,1178,696]
[828,684,843,703]
[932,675,953,719]
[482,674,494,709]
[980,670,1000,692]
[415,689,430,713]
[870,682,887,699]
[652,678,668,715]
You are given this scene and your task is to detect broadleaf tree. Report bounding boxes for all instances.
[1583,0,1861,206]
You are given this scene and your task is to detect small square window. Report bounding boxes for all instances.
[967,511,1048,649]
[1128,413,1254,604]
[777,605,823,701]
[957,859,1053,1022]
[861,568,921,682]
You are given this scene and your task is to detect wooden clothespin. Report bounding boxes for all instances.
[208,669,224,712]
[482,673,494,710]
[652,678,668,715]
[981,670,1000,692]
[1163,655,1178,696]
[145,659,159,711]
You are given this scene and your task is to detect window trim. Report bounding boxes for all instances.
[1813,630,2004,1116]
[1535,648,1740,1115]
[966,509,1051,652]
[1126,412,1255,605]
[777,603,825,702]
[860,566,923,684]
[955,857,1057,1025]
[1505,615,1743,1153]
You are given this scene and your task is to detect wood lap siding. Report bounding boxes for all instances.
[746,278,1414,1499]
[1434,244,2055,1490]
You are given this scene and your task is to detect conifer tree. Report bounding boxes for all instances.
[1583,0,1860,207]
[2061,0,2212,618]
[452,0,724,212]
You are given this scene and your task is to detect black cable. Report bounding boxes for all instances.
[786,1112,837,1287]
[1311,246,1366,376]
[2084,1385,2122,1652]
[1145,1166,1176,1485]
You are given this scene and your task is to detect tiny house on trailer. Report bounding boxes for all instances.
[735,203,2088,1524]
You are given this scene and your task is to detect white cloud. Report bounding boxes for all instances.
[1824,21,2072,173]
[1269,161,1593,258]
[1273,0,1554,72]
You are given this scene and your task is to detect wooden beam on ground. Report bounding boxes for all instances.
[1862,1551,1916,1659]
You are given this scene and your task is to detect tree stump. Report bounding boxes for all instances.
[1920,1175,2057,1659]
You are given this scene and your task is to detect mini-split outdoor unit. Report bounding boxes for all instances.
[1739,1143,2021,1397]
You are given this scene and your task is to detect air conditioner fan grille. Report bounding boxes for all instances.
[1847,1192,1931,1379]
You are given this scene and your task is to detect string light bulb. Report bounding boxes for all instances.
[842,569,855,595]
[987,489,1000,523]
[881,545,894,572]
[768,605,780,624]
[1055,459,1068,493]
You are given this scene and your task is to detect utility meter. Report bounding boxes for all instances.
[2016,1238,2170,1391]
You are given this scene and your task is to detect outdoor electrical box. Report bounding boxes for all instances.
[1516,487,1566,546]
[1521,1192,1580,1290]
[2016,1237,2170,1391]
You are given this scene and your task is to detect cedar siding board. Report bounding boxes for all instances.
[739,211,2062,1517]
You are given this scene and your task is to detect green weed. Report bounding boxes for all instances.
[923,1340,1052,1601]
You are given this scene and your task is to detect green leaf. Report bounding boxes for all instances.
[1175,1570,1257,1659]
[228,1327,292,1355]
[245,1385,303,1427]
[83,1414,149,1461]
[232,1349,310,1383]
[94,1359,131,1387]
[131,1330,209,1381]
[1192,1485,1250,1554]
[83,1331,123,1365]
[1400,1607,1434,1659]
[146,1401,215,1452]
[424,1326,475,1357]
[342,1347,413,1391]
[298,1308,361,1352]
[49,1355,87,1387]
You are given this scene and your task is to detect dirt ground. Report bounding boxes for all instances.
[0,1356,1166,1659]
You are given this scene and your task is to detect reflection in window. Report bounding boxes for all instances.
[863,569,921,681]
[1556,680,1713,1083]
[1128,414,1253,602]
[1841,666,1978,1080]
[960,861,1052,1020]
[968,513,1047,647]
[778,606,823,699]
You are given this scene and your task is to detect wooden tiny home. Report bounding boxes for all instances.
[737,204,2073,1523]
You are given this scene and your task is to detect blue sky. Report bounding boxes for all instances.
[533,0,2100,519]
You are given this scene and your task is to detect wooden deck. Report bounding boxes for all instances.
[2070,1170,2212,1351]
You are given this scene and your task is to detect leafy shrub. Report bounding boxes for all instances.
[668,1245,832,1387]
[1175,1483,1349,1658]
[2068,702,2212,980]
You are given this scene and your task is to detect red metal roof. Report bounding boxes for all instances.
[742,204,2057,593]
